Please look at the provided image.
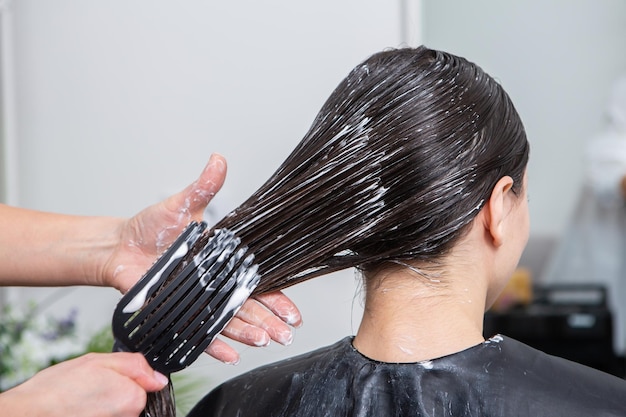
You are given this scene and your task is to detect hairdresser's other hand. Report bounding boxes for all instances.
[101,153,228,293]
[206,290,303,364]
[0,352,168,417]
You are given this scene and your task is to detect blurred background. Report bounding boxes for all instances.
[1,0,625,400]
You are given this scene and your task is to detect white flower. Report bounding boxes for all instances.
[0,305,89,391]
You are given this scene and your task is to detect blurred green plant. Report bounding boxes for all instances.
[0,303,208,415]
[0,302,85,391]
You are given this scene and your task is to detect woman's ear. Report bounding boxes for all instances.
[483,176,514,247]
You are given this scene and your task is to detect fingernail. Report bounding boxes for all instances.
[280,310,302,327]
[254,334,271,347]
[154,371,169,386]
[208,154,226,174]
[224,357,240,366]
[277,329,293,346]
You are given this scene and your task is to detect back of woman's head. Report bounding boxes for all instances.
[213,46,529,293]
[144,45,530,417]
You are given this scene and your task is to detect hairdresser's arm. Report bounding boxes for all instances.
[0,154,301,363]
[0,155,227,288]
[0,352,168,417]
[0,203,123,287]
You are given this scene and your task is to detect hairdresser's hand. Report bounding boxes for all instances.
[207,291,303,364]
[101,154,302,363]
[0,352,168,417]
[102,153,228,293]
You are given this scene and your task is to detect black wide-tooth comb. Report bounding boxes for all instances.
[112,221,260,374]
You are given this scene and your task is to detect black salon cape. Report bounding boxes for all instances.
[188,336,626,416]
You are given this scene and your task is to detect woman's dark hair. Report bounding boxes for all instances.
[212,45,529,293]
[146,45,529,417]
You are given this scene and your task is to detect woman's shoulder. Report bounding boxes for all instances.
[187,335,626,417]
[481,335,626,414]
[494,335,625,387]
[234,336,358,381]
[187,337,357,417]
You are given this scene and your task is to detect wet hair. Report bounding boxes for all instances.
[145,46,529,417]
[211,45,529,293]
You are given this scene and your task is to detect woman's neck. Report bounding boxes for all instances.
[352,270,488,363]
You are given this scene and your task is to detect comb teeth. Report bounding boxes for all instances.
[112,222,260,374]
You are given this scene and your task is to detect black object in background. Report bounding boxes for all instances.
[484,284,626,378]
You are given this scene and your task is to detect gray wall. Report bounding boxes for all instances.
[4,0,626,393]
[0,14,6,205]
